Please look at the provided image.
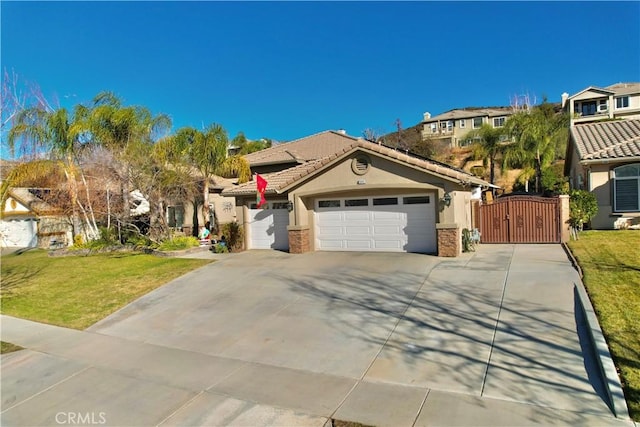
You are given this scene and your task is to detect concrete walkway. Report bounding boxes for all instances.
[1,245,634,426]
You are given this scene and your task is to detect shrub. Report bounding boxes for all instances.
[157,236,199,251]
[218,222,244,252]
[569,189,598,236]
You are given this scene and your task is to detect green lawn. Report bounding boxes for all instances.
[1,341,24,354]
[568,230,640,421]
[0,249,212,330]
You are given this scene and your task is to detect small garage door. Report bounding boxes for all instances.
[248,201,290,250]
[0,218,38,248]
[315,194,436,253]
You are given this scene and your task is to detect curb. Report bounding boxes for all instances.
[574,281,631,420]
[564,243,630,420]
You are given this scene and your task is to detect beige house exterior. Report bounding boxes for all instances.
[420,107,514,148]
[224,130,492,256]
[563,82,640,127]
[565,119,640,229]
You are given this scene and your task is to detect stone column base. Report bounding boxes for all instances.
[288,226,310,254]
[436,223,461,257]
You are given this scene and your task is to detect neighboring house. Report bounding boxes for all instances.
[165,176,238,236]
[223,130,493,256]
[565,119,640,229]
[0,188,72,248]
[420,107,514,148]
[562,82,640,127]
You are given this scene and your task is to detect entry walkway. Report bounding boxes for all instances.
[1,245,635,426]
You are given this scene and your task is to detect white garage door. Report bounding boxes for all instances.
[315,194,436,253]
[248,201,290,250]
[0,218,38,248]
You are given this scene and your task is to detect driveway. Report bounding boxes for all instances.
[1,245,631,426]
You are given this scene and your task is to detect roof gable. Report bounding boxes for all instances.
[570,119,640,162]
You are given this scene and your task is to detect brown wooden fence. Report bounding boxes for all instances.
[478,196,560,243]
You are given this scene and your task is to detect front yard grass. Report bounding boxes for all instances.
[0,249,212,330]
[1,341,24,354]
[568,230,640,421]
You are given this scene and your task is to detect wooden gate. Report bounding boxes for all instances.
[478,196,560,243]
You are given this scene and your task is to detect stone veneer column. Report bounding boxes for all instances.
[436,223,461,257]
[559,195,570,243]
[288,225,311,254]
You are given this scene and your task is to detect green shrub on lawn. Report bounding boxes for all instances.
[157,236,199,251]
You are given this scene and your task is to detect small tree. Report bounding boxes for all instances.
[569,189,598,239]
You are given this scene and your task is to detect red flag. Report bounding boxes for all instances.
[256,174,267,208]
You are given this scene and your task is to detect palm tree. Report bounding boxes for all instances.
[163,125,251,230]
[466,123,508,186]
[504,101,569,193]
[84,92,172,229]
[6,106,97,239]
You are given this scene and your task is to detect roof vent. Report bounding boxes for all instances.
[424,112,431,120]
[352,155,371,175]
[337,129,346,135]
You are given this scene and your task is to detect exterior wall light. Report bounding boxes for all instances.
[287,201,294,212]
[442,192,452,207]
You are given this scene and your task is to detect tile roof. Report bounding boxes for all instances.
[243,130,362,166]
[570,119,640,161]
[423,107,513,123]
[605,82,640,96]
[223,140,491,196]
[5,188,55,215]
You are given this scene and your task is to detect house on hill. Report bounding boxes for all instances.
[562,82,640,127]
[420,107,514,148]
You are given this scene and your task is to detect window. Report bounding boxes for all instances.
[318,200,340,208]
[272,202,289,210]
[472,117,483,128]
[493,117,505,127]
[345,198,368,207]
[167,205,184,228]
[616,96,630,109]
[598,99,608,112]
[373,197,398,206]
[614,164,640,212]
[430,123,437,133]
[459,119,466,129]
[403,196,430,204]
[580,101,597,116]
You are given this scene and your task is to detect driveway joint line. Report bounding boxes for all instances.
[411,388,431,427]
[479,244,515,397]
[155,390,204,426]
[0,364,91,414]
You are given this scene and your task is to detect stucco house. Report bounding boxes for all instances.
[562,82,640,127]
[565,119,640,229]
[223,130,493,256]
[0,188,72,248]
[421,107,514,148]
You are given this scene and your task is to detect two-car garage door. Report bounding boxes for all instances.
[315,194,436,253]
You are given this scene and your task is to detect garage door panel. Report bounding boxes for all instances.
[345,226,371,235]
[344,211,370,221]
[317,226,344,236]
[374,240,403,250]
[345,240,372,249]
[374,225,402,235]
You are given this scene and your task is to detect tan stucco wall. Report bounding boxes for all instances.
[287,151,468,229]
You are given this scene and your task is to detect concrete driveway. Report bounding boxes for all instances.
[1,245,632,426]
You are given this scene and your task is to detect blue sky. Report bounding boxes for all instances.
[2,1,639,146]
